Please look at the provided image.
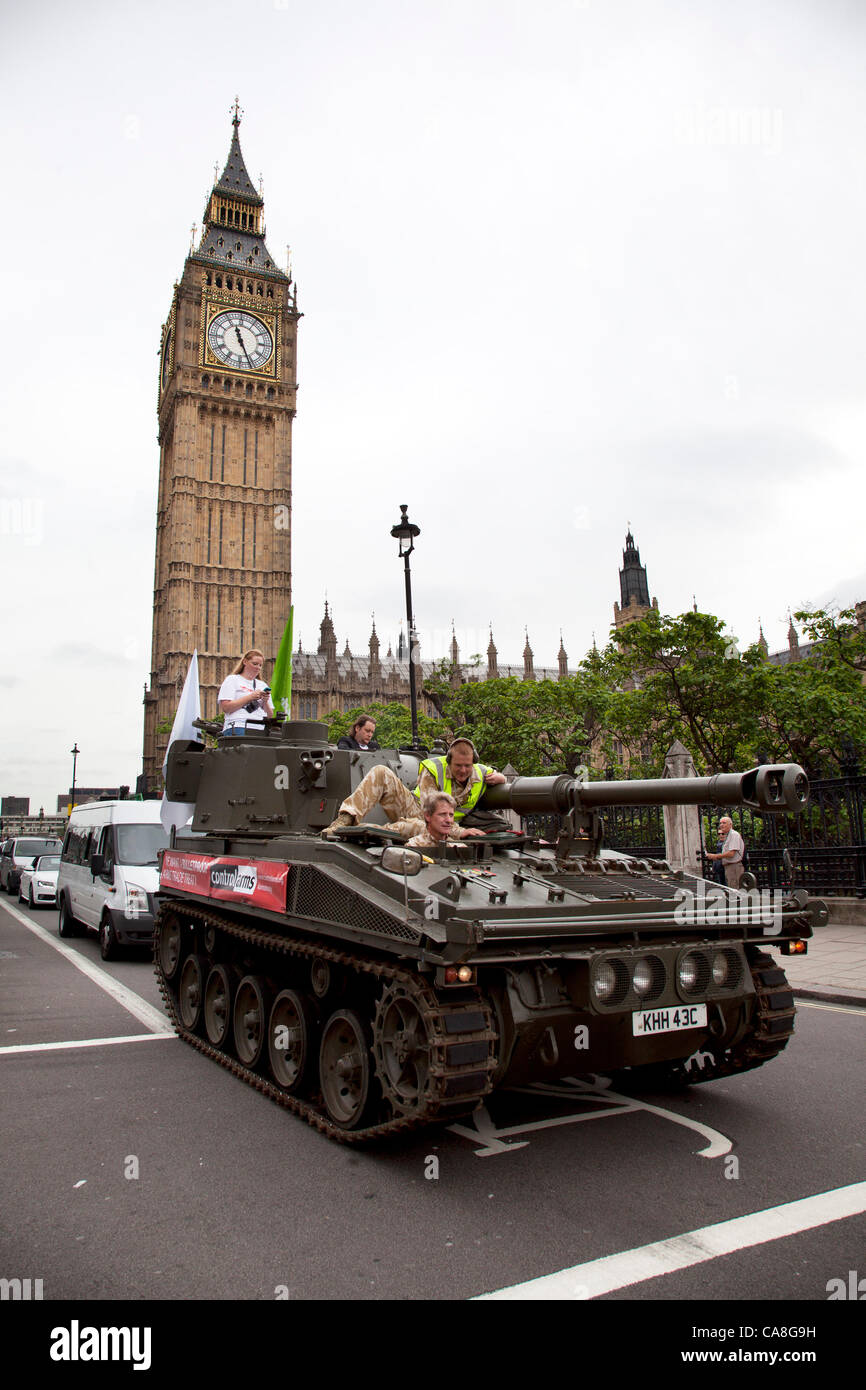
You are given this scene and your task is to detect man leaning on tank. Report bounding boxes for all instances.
[406,791,485,848]
[323,736,507,839]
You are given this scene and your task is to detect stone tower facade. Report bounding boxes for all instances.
[142,109,299,790]
[613,528,658,629]
[288,607,569,722]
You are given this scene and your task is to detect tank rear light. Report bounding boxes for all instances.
[780,940,807,955]
[444,965,475,984]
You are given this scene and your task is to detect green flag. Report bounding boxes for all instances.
[271,608,294,717]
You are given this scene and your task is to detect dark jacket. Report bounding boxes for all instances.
[337,735,381,751]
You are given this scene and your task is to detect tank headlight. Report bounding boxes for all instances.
[678,952,701,993]
[712,951,730,987]
[632,955,664,1000]
[712,949,743,989]
[593,960,616,1002]
[592,958,629,1006]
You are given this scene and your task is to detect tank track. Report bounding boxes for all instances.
[623,948,798,1090]
[154,901,497,1144]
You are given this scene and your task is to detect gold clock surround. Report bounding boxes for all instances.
[201,295,278,378]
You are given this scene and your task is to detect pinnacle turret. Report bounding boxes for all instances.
[523,630,535,681]
[487,626,498,679]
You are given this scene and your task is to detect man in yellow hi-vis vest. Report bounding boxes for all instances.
[324,737,507,837]
[412,738,507,827]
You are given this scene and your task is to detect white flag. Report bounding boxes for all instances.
[160,650,202,834]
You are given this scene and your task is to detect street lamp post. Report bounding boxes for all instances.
[70,743,80,811]
[390,504,422,752]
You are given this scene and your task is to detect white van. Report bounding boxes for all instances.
[57,801,169,959]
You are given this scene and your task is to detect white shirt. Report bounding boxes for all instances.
[218,674,272,729]
[722,828,745,863]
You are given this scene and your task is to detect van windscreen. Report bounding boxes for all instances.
[116,824,170,866]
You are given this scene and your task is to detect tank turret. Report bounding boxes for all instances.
[164,720,423,835]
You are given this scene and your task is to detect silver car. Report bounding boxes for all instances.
[0,837,63,895]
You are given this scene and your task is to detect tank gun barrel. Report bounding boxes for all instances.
[482,764,809,816]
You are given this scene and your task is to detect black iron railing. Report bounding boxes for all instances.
[699,772,866,897]
[522,771,866,895]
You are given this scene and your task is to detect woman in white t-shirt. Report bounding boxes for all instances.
[218,649,275,735]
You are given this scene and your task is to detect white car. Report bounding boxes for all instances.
[19,853,61,909]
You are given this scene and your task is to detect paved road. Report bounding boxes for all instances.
[1,894,863,1364]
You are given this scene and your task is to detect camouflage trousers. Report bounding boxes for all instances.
[339,765,424,838]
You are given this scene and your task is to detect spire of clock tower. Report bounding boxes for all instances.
[193,104,288,284]
[212,101,262,208]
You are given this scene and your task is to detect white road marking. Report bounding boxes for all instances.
[0,1034,176,1055]
[476,1180,866,1300]
[450,1076,732,1159]
[0,899,173,1034]
[798,999,866,1016]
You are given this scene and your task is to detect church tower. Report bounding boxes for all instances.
[142,104,299,790]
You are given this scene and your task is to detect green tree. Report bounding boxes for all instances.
[749,608,866,774]
[326,607,866,781]
[604,605,866,776]
[321,701,446,751]
[421,659,616,776]
[605,609,763,772]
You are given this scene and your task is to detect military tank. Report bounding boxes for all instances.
[155,720,824,1142]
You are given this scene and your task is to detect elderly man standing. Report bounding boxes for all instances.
[705,815,746,889]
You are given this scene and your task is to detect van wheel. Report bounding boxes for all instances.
[58,897,79,938]
[99,915,120,961]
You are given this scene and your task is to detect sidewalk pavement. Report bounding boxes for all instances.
[780,921,866,1007]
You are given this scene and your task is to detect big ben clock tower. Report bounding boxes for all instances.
[142,104,299,790]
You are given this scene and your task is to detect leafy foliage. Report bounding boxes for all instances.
[605,606,866,775]
[321,701,446,751]
[324,608,866,779]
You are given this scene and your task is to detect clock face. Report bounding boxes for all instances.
[207,310,273,371]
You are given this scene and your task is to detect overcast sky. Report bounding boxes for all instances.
[2,0,865,811]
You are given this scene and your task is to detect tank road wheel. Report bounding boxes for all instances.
[233,975,271,1069]
[203,964,234,1050]
[268,989,317,1094]
[373,984,435,1115]
[178,954,207,1033]
[156,911,184,981]
[319,1009,376,1131]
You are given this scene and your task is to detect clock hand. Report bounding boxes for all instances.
[235,325,255,369]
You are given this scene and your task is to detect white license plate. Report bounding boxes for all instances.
[632,1003,707,1037]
